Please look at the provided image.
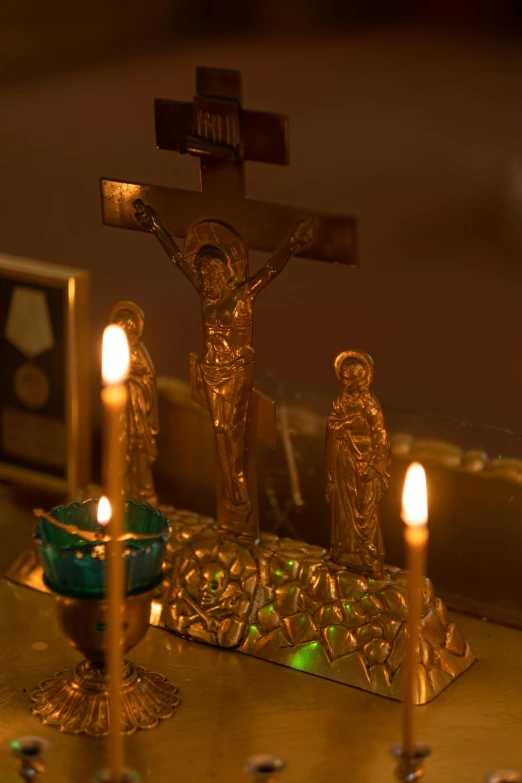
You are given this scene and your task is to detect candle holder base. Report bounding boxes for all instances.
[245,754,286,782]
[390,743,431,782]
[31,660,179,736]
[96,770,140,783]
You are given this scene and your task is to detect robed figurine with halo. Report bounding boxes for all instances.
[326,350,390,576]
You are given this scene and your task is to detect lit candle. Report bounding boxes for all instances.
[400,462,428,760]
[97,495,111,527]
[101,325,129,783]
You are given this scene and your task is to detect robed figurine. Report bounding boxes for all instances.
[325,350,390,575]
[110,301,159,506]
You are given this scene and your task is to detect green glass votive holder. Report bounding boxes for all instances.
[35,498,168,599]
[31,498,179,737]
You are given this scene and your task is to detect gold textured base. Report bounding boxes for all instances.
[31,660,179,736]
[159,508,475,704]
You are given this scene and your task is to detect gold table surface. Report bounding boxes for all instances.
[0,485,521,782]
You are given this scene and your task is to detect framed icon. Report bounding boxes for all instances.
[0,254,91,496]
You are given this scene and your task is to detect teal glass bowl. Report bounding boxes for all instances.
[35,499,169,600]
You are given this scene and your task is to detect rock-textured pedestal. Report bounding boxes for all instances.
[159,509,475,704]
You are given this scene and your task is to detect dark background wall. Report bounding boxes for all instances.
[1,1,522,445]
[1,1,522,626]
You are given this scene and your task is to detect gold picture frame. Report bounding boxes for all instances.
[0,254,91,496]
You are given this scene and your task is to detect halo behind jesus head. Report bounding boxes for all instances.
[184,220,248,282]
[110,300,145,339]
[334,349,374,384]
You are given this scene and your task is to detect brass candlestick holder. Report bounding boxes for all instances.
[390,744,431,782]
[245,756,286,782]
[31,499,179,737]
[11,737,49,783]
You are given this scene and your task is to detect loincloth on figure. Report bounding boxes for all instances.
[197,352,255,413]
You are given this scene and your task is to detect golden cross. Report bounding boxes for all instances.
[100,66,357,265]
[100,66,358,540]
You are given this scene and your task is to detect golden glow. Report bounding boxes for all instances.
[150,600,163,626]
[102,325,130,384]
[97,495,112,526]
[401,462,428,526]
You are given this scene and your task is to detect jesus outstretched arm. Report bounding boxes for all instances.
[247,217,316,298]
[133,199,198,289]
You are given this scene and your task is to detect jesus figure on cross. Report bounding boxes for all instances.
[133,198,315,529]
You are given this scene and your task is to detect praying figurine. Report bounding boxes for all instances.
[325,350,390,576]
[110,300,159,506]
[133,199,315,529]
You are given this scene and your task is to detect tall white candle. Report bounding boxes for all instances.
[401,462,429,760]
[101,325,129,783]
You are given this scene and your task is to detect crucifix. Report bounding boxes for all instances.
[100,66,357,541]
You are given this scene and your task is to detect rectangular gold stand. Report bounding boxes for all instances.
[159,509,474,704]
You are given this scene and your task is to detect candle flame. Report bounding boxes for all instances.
[97,495,112,525]
[102,325,130,384]
[401,462,428,526]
